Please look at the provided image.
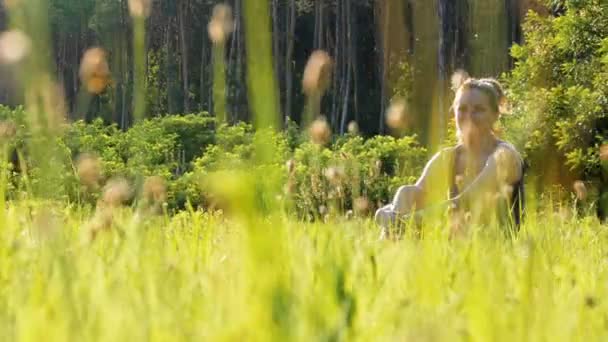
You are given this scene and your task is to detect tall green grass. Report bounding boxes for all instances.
[0,204,606,340]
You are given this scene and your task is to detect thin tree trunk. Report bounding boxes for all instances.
[331,0,341,127]
[234,0,243,121]
[272,0,281,117]
[178,0,190,113]
[313,1,319,49]
[351,2,359,125]
[340,0,352,134]
[318,1,325,49]
[200,28,208,112]
[285,0,296,121]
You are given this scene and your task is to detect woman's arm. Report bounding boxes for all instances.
[375,148,453,229]
[393,148,454,213]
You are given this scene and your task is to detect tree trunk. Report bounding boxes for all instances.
[178,0,190,113]
[331,0,341,127]
[272,0,282,117]
[285,0,296,121]
[200,27,208,112]
[340,0,352,134]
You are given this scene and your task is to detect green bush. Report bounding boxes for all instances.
[0,106,429,216]
[290,135,426,219]
[504,0,608,204]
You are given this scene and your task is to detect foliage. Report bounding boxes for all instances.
[289,135,426,219]
[0,106,428,215]
[504,0,608,193]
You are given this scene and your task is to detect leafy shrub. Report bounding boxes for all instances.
[289,135,426,219]
[0,105,429,217]
[504,0,608,206]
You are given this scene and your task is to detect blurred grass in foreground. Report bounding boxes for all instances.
[0,203,605,340]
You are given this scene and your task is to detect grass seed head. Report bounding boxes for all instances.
[318,205,327,216]
[347,121,359,135]
[302,50,333,96]
[102,177,132,207]
[76,153,102,189]
[79,47,111,94]
[600,144,608,161]
[284,178,296,195]
[573,180,587,201]
[32,207,60,240]
[454,174,465,191]
[309,117,331,145]
[142,176,167,204]
[386,99,409,131]
[286,159,296,174]
[324,166,345,185]
[451,69,470,91]
[128,0,152,18]
[0,121,16,141]
[208,4,234,44]
[2,0,20,10]
[0,30,31,64]
[501,184,514,199]
[353,196,370,216]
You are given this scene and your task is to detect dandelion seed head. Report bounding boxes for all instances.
[0,30,31,64]
[451,69,470,91]
[573,180,587,201]
[79,47,111,94]
[286,159,296,174]
[76,153,102,189]
[32,208,60,240]
[318,205,327,216]
[600,144,608,161]
[142,176,167,204]
[302,50,333,96]
[386,99,409,131]
[128,0,152,18]
[102,177,132,207]
[324,166,345,185]
[347,121,359,135]
[284,179,296,195]
[501,184,514,199]
[2,0,20,10]
[353,196,370,215]
[0,121,16,141]
[309,117,331,145]
[208,4,234,44]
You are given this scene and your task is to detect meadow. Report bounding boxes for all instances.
[0,0,608,340]
[0,199,607,341]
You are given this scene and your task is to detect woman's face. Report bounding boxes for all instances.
[454,88,497,147]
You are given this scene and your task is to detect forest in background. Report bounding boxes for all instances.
[0,0,557,142]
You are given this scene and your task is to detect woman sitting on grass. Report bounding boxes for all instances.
[375,77,524,237]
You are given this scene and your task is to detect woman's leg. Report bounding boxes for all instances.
[375,204,396,228]
[375,185,419,231]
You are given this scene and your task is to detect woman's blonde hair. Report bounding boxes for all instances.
[451,70,506,114]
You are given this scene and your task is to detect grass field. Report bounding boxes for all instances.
[0,200,606,341]
[2,1,608,341]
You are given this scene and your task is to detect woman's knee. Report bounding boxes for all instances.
[392,185,419,213]
[374,205,395,227]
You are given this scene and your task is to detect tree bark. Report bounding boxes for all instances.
[200,26,208,112]
[178,0,190,113]
[285,0,296,121]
